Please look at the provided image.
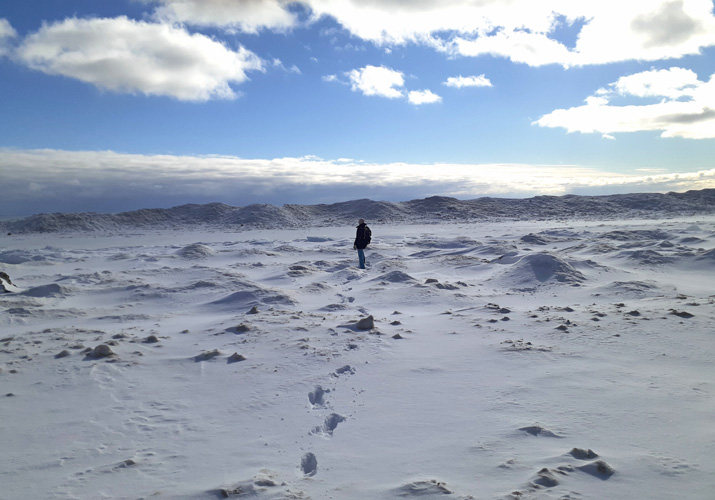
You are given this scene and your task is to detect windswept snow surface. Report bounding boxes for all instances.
[1,215,714,499]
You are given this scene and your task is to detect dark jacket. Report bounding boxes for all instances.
[354,223,371,250]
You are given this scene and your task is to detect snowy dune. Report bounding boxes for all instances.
[3,189,715,234]
[1,195,714,499]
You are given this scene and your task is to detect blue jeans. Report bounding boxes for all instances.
[357,248,365,269]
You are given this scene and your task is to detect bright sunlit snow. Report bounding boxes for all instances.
[1,197,713,499]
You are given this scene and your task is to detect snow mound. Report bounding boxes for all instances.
[492,251,521,264]
[303,281,333,293]
[2,212,119,233]
[599,229,672,242]
[410,236,481,249]
[597,280,668,298]
[322,198,407,221]
[697,248,715,260]
[209,281,295,309]
[623,249,674,265]
[225,203,300,226]
[521,233,552,245]
[393,479,453,496]
[0,250,46,264]
[520,230,577,245]
[177,243,214,259]
[498,253,586,288]
[404,195,474,221]
[20,283,72,298]
[371,270,418,283]
[474,245,518,259]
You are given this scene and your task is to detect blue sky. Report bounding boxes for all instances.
[1,1,714,215]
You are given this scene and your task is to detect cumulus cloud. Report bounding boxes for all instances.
[408,89,442,105]
[630,0,708,49]
[444,75,492,88]
[312,0,715,67]
[15,16,264,101]
[450,29,578,66]
[150,0,299,33]
[439,0,715,67]
[0,18,17,57]
[3,148,715,215]
[7,2,714,103]
[0,18,15,36]
[346,65,404,98]
[340,66,441,104]
[142,1,715,66]
[602,67,701,99]
[535,67,715,139]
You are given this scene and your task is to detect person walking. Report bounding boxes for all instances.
[353,218,371,269]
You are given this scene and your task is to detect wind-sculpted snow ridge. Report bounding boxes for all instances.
[4,189,715,234]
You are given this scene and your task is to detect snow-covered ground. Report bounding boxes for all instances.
[1,215,714,499]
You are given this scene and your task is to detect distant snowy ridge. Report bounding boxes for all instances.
[4,189,715,234]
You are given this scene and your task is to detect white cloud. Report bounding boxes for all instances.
[346,65,404,98]
[602,67,701,100]
[0,18,15,35]
[563,1,715,66]
[450,29,578,66]
[0,18,17,57]
[150,0,299,33]
[15,17,264,101]
[144,1,715,66]
[3,149,715,215]
[535,68,715,139]
[323,1,715,67]
[444,75,492,88]
[408,89,442,105]
[341,67,441,104]
[272,58,301,74]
